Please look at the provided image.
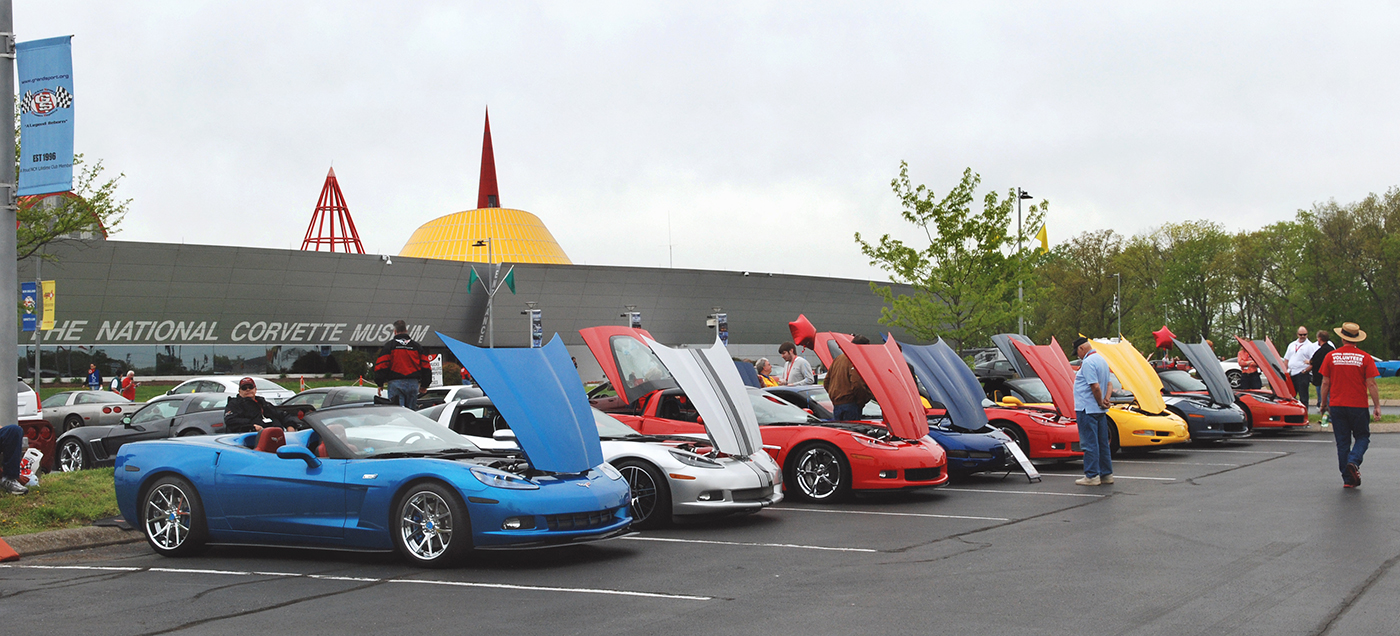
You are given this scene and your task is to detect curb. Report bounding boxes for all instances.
[2,525,143,557]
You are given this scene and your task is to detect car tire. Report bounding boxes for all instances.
[140,476,208,557]
[1108,424,1121,456]
[1226,370,1243,389]
[393,481,470,568]
[62,414,83,433]
[58,439,88,473]
[993,420,1030,457]
[784,442,851,503]
[614,459,671,529]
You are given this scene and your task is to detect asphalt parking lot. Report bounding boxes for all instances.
[4,432,1397,636]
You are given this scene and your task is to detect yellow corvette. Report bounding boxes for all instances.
[1090,339,1190,452]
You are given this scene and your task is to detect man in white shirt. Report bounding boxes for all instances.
[778,342,816,386]
[1284,326,1320,406]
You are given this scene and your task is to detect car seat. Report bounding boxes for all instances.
[317,423,350,458]
[254,427,285,453]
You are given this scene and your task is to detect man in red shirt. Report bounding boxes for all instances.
[1319,322,1382,488]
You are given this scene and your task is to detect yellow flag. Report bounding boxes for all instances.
[1035,224,1048,254]
[40,280,56,331]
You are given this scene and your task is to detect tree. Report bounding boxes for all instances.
[856,163,1046,350]
[15,152,130,261]
[1030,229,1122,344]
[1305,189,1400,358]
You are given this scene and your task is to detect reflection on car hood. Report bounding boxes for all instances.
[1236,337,1293,400]
[899,338,987,434]
[991,333,1036,378]
[643,336,764,457]
[1010,337,1077,418]
[439,332,604,474]
[813,332,853,369]
[832,336,929,440]
[1089,338,1168,415]
[1172,339,1235,407]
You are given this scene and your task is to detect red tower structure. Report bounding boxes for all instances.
[478,109,501,208]
[301,167,365,253]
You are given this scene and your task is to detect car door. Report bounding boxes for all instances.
[42,391,75,427]
[214,442,347,538]
[106,399,183,455]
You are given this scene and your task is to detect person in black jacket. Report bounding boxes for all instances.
[1310,331,1335,412]
[374,320,431,409]
[224,377,300,434]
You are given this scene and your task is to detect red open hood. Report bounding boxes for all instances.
[813,332,853,369]
[1236,336,1293,400]
[835,336,929,440]
[578,326,676,405]
[1011,337,1077,419]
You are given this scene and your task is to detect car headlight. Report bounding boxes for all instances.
[470,465,539,490]
[597,463,622,480]
[668,449,723,469]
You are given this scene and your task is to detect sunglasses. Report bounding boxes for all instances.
[239,384,256,390]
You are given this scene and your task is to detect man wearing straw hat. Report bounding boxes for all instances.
[1318,322,1382,488]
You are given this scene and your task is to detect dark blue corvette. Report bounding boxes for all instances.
[115,336,632,567]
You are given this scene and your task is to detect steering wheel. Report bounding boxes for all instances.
[398,432,427,445]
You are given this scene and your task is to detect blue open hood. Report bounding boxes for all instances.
[900,338,989,433]
[439,333,604,474]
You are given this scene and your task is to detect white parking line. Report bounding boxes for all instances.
[622,535,876,553]
[1247,439,1331,444]
[1157,449,1287,455]
[1112,460,1239,467]
[0,564,710,601]
[940,487,1104,498]
[1038,473,1175,481]
[770,507,1009,522]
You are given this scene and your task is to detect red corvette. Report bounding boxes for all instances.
[581,326,948,502]
[1234,337,1309,431]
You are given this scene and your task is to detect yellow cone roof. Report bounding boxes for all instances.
[398,207,572,264]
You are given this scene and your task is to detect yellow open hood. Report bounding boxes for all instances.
[1089,338,1167,415]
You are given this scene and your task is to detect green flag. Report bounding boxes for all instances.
[503,267,516,294]
[467,267,479,292]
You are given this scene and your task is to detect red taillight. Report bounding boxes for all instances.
[103,406,112,413]
[113,406,122,413]
[35,395,41,409]
[38,427,52,441]
[24,427,36,440]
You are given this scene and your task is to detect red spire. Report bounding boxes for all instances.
[477,109,501,208]
[301,167,365,254]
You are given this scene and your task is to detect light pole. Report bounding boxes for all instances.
[1113,273,1122,338]
[472,239,495,347]
[1016,188,1033,335]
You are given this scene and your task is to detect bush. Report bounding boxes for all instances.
[442,361,463,385]
[333,349,376,381]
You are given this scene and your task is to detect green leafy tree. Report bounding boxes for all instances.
[1030,229,1122,344]
[856,163,1046,350]
[15,153,130,261]
[1304,189,1400,357]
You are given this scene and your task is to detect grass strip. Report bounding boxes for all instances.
[0,468,120,537]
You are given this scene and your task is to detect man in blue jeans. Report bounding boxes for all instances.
[1,424,29,495]
[1072,337,1114,486]
[1318,322,1382,488]
[374,320,431,410]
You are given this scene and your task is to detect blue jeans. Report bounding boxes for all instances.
[1292,374,1311,407]
[1,424,23,480]
[1075,410,1113,478]
[386,379,421,410]
[1330,406,1371,477]
[833,402,865,422]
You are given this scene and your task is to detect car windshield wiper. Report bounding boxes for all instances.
[370,448,493,459]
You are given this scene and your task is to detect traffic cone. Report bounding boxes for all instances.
[0,537,19,562]
[299,376,308,392]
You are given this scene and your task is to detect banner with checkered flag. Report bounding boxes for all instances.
[17,35,76,196]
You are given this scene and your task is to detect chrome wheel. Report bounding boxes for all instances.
[620,464,659,523]
[400,491,454,561]
[145,483,192,550]
[63,415,83,432]
[795,446,842,500]
[58,440,85,472]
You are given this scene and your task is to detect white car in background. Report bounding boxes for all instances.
[164,376,295,404]
[18,380,39,417]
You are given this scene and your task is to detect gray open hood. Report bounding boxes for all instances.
[642,336,763,458]
[1172,338,1235,407]
[991,333,1036,378]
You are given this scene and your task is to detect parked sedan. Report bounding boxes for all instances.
[55,393,232,472]
[280,386,387,416]
[41,390,134,432]
[166,376,295,404]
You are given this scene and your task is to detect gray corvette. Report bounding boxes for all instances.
[42,390,135,432]
[54,392,233,472]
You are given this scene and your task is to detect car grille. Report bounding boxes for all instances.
[905,467,942,482]
[731,487,772,502]
[1284,415,1306,424]
[544,509,616,531]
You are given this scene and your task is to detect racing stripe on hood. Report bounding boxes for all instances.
[643,336,762,457]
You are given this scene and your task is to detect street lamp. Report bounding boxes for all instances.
[472,238,496,347]
[1017,188,1033,335]
[1113,273,1121,338]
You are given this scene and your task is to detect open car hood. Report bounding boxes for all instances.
[813,332,854,369]
[1236,336,1293,399]
[642,336,764,457]
[579,326,678,405]
[1089,338,1168,415]
[1010,337,1076,418]
[900,338,989,433]
[991,333,1036,378]
[836,336,929,440]
[440,333,604,474]
[1173,338,1235,406]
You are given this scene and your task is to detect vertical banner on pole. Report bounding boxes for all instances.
[716,313,729,346]
[20,282,37,332]
[627,311,642,329]
[17,36,75,197]
[40,280,55,331]
[529,310,543,348]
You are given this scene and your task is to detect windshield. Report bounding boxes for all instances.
[1159,370,1207,392]
[1006,378,1054,403]
[800,388,834,412]
[311,407,481,458]
[748,389,814,425]
[592,408,639,438]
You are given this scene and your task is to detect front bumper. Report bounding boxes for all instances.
[1108,408,1190,448]
[1238,393,1309,429]
[848,439,950,490]
[670,457,784,517]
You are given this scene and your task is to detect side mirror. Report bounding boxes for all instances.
[276,444,322,468]
[166,389,175,395]
[1000,396,1024,406]
[492,428,517,441]
[122,415,133,427]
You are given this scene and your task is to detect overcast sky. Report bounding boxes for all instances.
[18,2,1400,281]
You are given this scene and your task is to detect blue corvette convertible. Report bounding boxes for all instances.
[115,337,632,567]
